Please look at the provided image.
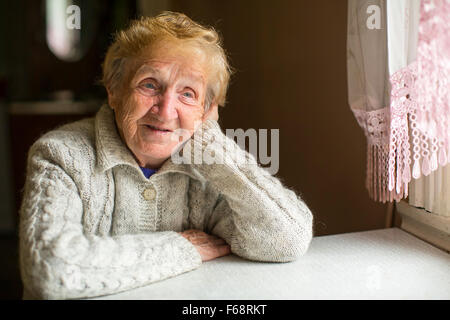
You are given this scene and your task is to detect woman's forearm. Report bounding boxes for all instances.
[20,143,202,299]
[186,120,314,262]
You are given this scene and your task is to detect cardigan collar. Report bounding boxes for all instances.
[94,104,206,183]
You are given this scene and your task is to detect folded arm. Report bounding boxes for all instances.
[19,142,202,299]
[184,120,314,262]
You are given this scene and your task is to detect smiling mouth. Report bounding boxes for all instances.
[144,124,172,132]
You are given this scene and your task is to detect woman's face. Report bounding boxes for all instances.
[110,40,210,168]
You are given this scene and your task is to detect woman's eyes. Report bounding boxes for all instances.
[138,80,197,102]
[143,83,156,90]
[180,87,198,101]
[182,91,194,98]
[138,80,159,93]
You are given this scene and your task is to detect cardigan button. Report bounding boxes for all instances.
[143,188,156,201]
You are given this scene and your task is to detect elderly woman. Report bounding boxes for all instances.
[19,12,313,299]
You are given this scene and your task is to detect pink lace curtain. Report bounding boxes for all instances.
[347,0,450,203]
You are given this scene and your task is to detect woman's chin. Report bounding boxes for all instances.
[137,142,176,163]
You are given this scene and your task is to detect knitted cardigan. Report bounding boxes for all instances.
[19,104,314,299]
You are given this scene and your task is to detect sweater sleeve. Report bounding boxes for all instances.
[19,141,202,300]
[185,120,314,262]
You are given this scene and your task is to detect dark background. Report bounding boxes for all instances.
[0,0,394,299]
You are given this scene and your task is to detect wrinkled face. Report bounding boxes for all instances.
[110,40,210,168]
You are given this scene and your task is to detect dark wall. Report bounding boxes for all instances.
[3,0,136,101]
[1,0,138,230]
[171,0,389,236]
[1,0,390,236]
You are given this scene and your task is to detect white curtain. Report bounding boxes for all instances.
[347,0,392,202]
[347,0,450,206]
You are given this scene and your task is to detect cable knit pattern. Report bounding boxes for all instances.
[19,104,314,300]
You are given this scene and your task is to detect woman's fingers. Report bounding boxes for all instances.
[202,103,219,122]
[178,229,231,261]
[197,237,226,247]
[181,229,207,238]
[190,234,226,246]
[198,244,231,261]
[182,229,200,236]
[216,244,231,256]
[178,229,207,241]
[180,229,223,242]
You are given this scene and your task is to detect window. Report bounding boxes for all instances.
[396,165,450,252]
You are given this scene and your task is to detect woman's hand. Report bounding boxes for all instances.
[178,229,231,262]
[202,103,219,122]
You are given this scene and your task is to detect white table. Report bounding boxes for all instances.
[92,228,450,300]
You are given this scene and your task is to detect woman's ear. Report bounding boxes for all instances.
[106,87,117,110]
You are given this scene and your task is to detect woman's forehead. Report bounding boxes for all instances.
[131,40,210,83]
[134,62,205,85]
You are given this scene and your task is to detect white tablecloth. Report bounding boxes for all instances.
[91,228,450,300]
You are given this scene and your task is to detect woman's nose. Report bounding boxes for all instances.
[151,90,178,120]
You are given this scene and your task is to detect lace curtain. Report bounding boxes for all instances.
[347,0,450,203]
